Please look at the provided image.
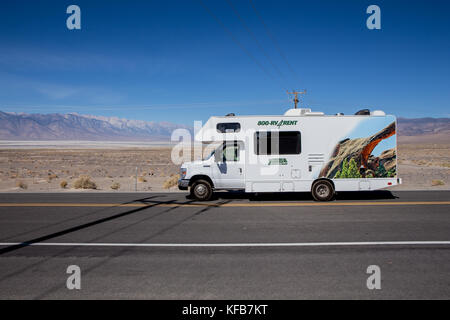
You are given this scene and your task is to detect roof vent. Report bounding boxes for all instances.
[355,109,370,115]
[284,108,323,116]
[371,110,386,116]
[284,108,310,116]
[225,113,235,117]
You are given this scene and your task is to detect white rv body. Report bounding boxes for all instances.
[179,108,400,199]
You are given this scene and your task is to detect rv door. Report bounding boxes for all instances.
[211,141,245,189]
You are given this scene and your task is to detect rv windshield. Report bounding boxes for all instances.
[203,150,215,160]
[203,143,223,160]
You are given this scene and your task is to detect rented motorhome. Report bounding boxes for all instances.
[178,108,401,201]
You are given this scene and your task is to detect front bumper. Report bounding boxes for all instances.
[178,179,189,190]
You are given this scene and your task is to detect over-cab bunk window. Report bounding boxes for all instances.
[254,131,301,155]
[217,122,241,133]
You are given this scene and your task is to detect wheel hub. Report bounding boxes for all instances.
[195,184,207,196]
[317,185,329,197]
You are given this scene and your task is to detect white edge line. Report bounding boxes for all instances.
[1,241,450,247]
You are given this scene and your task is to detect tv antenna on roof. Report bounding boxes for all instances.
[286,89,306,109]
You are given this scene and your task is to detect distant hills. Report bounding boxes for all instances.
[0,111,191,141]
[397,117,450,136]
[0,111,448,141]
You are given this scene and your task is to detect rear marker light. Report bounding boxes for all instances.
[388,182,392,185]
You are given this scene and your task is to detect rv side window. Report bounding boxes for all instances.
[222,142,240,162]
[217,122,241,133]
[254,131,301,155]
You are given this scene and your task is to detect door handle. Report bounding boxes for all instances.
[203,165,210,167]
[239,168,242,174]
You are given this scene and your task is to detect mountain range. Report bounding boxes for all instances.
[0,111,448,141]
[0,111,192,141]
[397,117,450,136]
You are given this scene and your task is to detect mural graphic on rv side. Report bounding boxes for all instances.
[319,121,396,179]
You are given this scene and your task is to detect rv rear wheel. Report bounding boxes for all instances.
[190,179,213,201]
[311,180,335,201]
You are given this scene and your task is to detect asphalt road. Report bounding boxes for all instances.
[0,190,449,299]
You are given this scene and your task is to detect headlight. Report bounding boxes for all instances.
[180,168,187,178]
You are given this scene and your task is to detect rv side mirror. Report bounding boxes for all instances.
[214,151,221,162]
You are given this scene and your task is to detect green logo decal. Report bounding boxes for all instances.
[268,158,288,165]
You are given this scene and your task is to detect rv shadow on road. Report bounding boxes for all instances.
[195,190,398,202]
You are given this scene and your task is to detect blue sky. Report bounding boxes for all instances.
[0,0,449,124]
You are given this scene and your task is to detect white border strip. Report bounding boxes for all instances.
[1,241,450,248]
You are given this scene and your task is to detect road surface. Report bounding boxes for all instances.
[0,190,449,299]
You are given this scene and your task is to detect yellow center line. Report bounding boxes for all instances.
[0,201,449,207]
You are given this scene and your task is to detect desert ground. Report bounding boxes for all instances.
[0,139,448,192]
[394,139,449,190]
[0,147,183,192]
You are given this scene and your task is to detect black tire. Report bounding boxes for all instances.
[190,179,213,201]
[311,180,335,201]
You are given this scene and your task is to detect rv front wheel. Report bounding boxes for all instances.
[311,180,334,201]
[190,179,213,201]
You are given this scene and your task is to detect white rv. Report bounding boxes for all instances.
[178,108,401,201]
